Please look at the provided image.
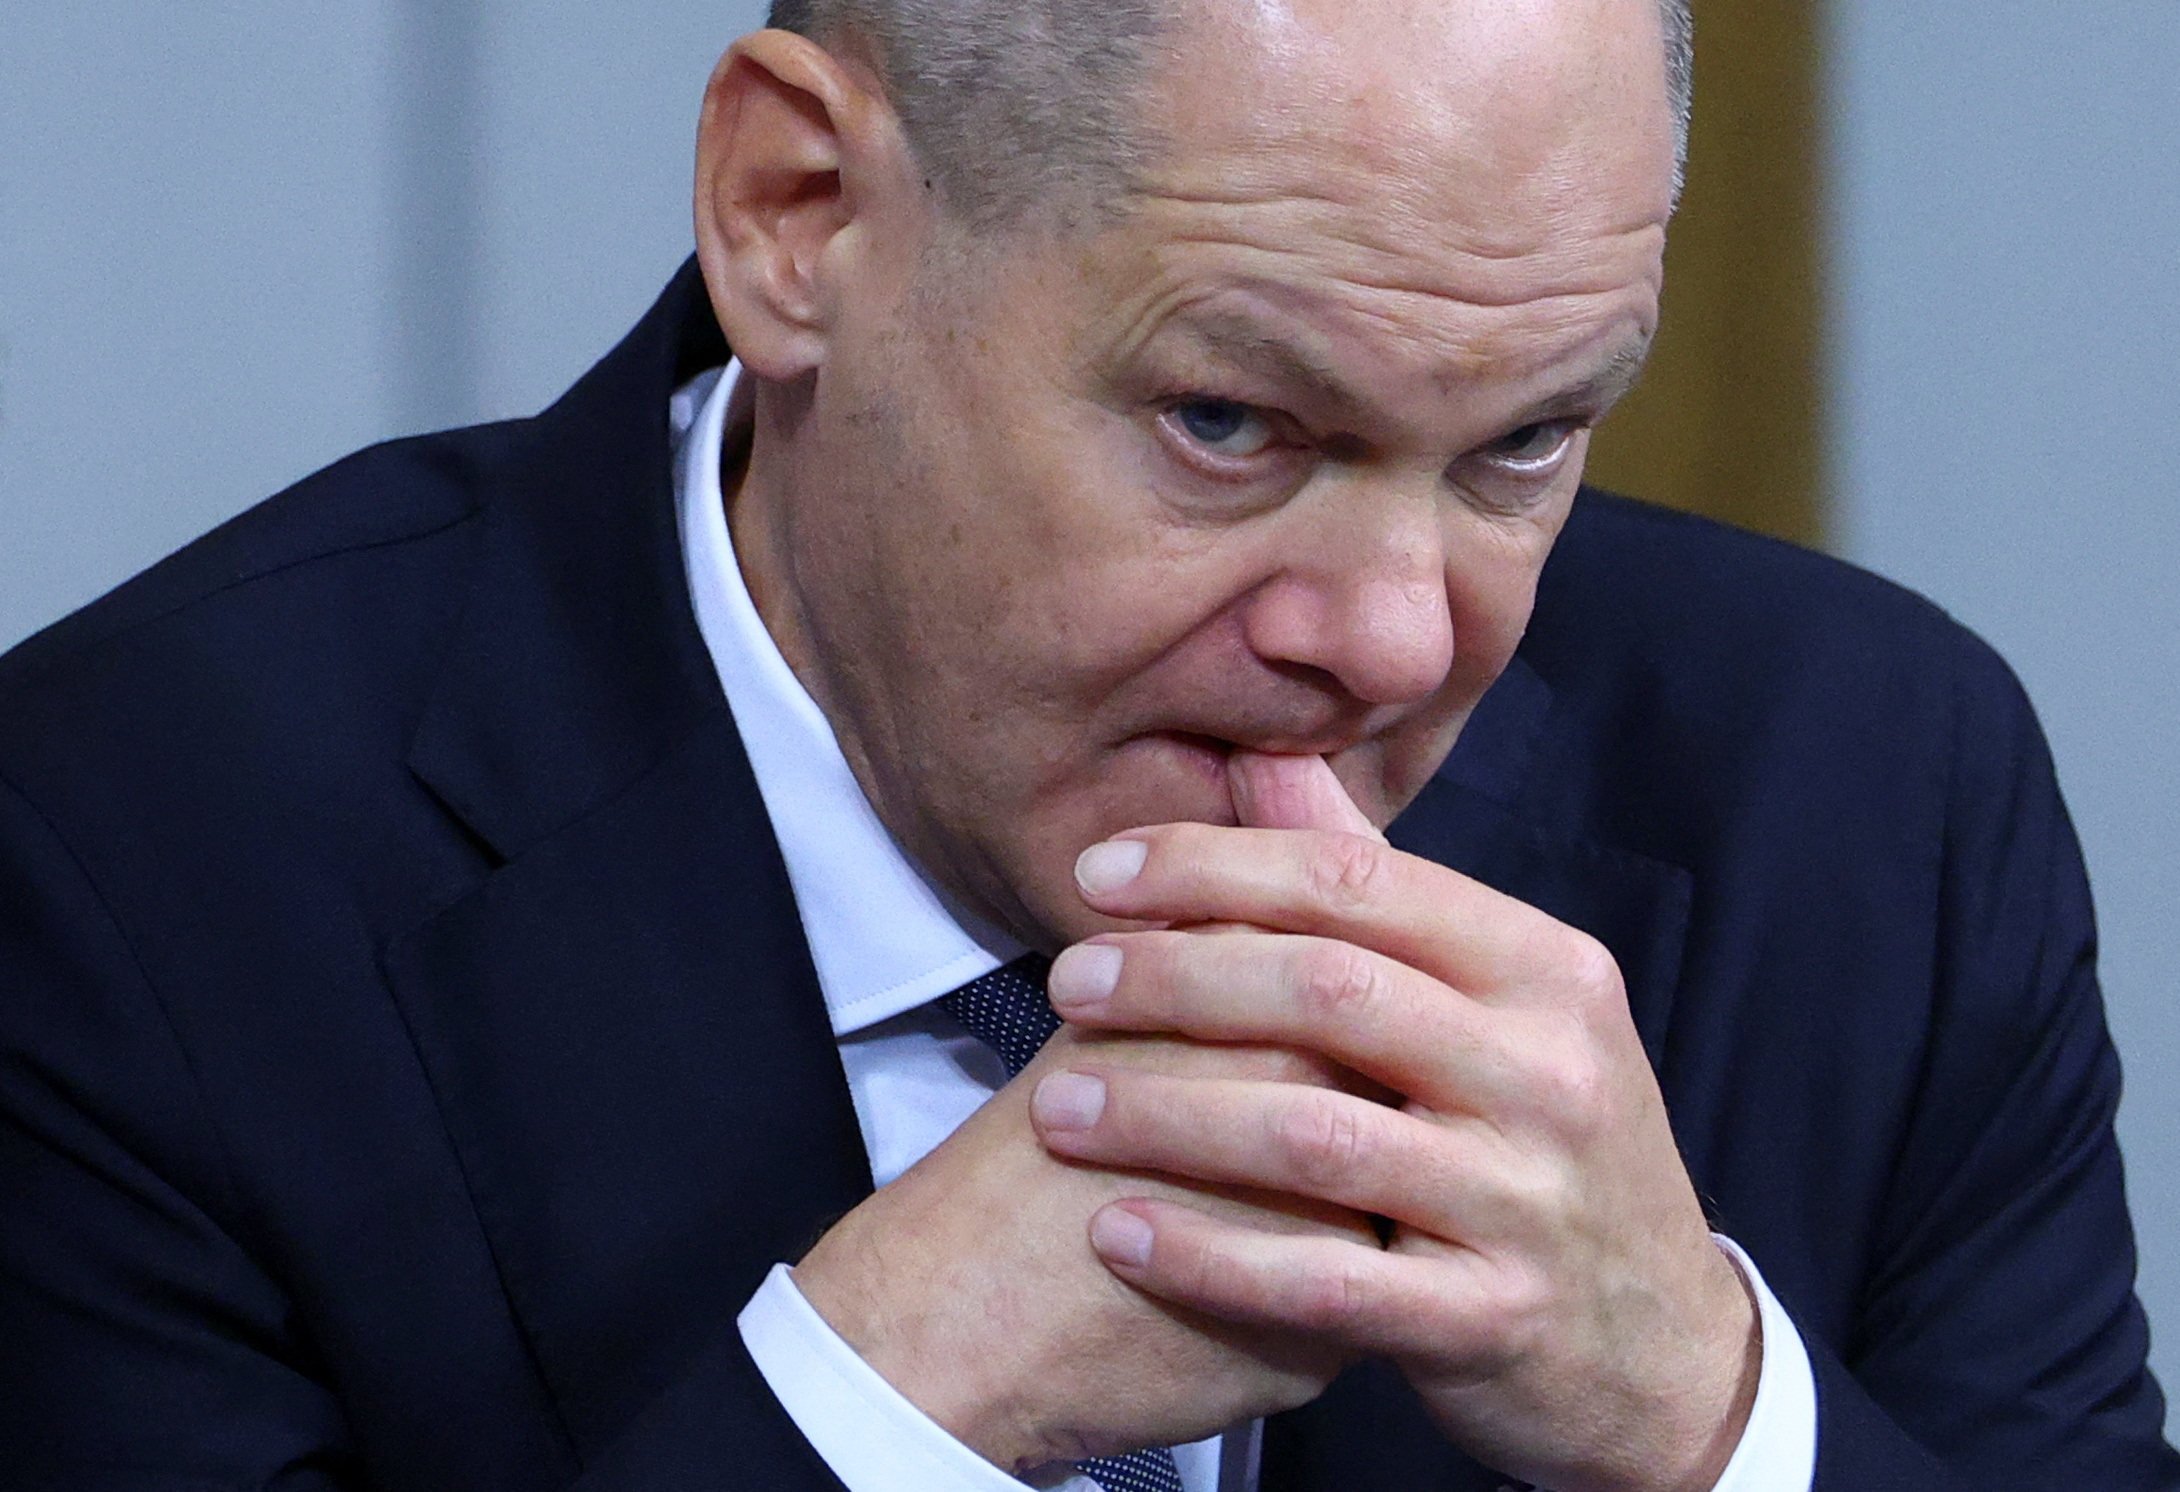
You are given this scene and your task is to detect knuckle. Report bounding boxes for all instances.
[1305,831,1389,911]
[1535,1047,1609,1135]
[1291,1256,1376,1334]
[1507,1150,1574,1226]
[1295,943,1383,1027]
[1557,930,1623,1004]
[1277,1090,1373,1190]
[1472,1261,1552,1363]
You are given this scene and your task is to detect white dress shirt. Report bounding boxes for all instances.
[670,361,1817,1492]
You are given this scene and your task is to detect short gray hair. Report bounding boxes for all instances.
[1660,0,1693,196]
[768,0,1695,229]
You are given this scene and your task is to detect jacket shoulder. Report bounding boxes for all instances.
[1535,490,2026,717]
[1520,491,2039,864]
[0,425,504,706]
[0,422,522,872]
[1542,491,1976,670]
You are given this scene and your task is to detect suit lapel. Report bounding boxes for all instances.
[384,711,871,1460]
[404,259,725,864]
[384,261,872,1458]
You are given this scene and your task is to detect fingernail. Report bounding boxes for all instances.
[1090,1206,1155,1268]
[1075,839,1148,895]
[1032,1072,1107,1131]
[1048,943,1123,1010]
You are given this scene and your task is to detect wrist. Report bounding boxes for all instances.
[1641,1242,1764,1492]
[1508,1241,1762,1492]
[789,1246,1049,1473]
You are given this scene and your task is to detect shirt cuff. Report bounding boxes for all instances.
[737,1262,1102,1492]
[1705,1236,1818,1492]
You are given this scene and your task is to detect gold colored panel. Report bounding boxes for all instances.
[1584,4,1826,548]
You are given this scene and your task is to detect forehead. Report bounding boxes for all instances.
[1149,0,1676,218]
[1063,0,1676,402]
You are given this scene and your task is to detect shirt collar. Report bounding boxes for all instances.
[672,361,1021,1037]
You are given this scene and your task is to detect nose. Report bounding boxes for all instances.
[1237,502,1457,707]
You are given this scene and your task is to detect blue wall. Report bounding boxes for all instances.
[0,1,764,647]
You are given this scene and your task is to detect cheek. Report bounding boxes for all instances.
[955,442,1265,684]
[993,551,1264,728]
[1447,515,1556,667]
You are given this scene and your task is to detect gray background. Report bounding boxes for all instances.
[1829,3,2180,1418]
[4,0,2176,1430]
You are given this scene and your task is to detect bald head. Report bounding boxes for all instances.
[767,0,1693,230]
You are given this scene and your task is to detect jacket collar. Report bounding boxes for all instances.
[405,258,731,861]
[388,260,874,1457]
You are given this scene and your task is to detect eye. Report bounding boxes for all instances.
[1165,398,1279,460]
[1480,420,1580,471]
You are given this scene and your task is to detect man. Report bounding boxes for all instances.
[0,1,2171,1489]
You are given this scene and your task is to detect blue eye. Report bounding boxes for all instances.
[1178,400,1249,443]
[1169,398,1277,458]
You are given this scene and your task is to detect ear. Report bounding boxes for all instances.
[692,30,920,380]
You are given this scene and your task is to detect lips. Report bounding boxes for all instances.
[1146,718,1379,760]
[1148,729,1236,785]
[1106,730,1239,824]
[1158,729,1237,758]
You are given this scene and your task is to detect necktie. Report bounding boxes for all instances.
[940,956,1189,1492]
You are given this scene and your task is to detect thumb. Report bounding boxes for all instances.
[1229,750,1387,843]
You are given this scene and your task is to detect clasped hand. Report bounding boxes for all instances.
[795,753,1757,1490]
[792,998,1379,1472]
[1029,752,1760,1492]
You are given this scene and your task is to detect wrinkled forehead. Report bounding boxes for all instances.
[1011,0,1678,442]
[1139,0,1677,250]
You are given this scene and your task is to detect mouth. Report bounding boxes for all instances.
[1118,725,1382,828]
[1120,730,1242,822]
[1156,730,1238,780]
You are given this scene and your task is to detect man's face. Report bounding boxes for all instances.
[741,0,1676,947]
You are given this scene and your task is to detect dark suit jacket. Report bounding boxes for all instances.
[1,261,2173,1491]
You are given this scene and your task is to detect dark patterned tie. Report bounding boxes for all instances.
[940,956,1189,1492]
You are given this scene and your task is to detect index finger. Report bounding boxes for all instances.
[1073,823,1574,995]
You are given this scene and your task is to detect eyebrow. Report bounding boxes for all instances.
[1176,311,1656,430]
[1177,313,1361,415]
[1525,335,1656,423]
